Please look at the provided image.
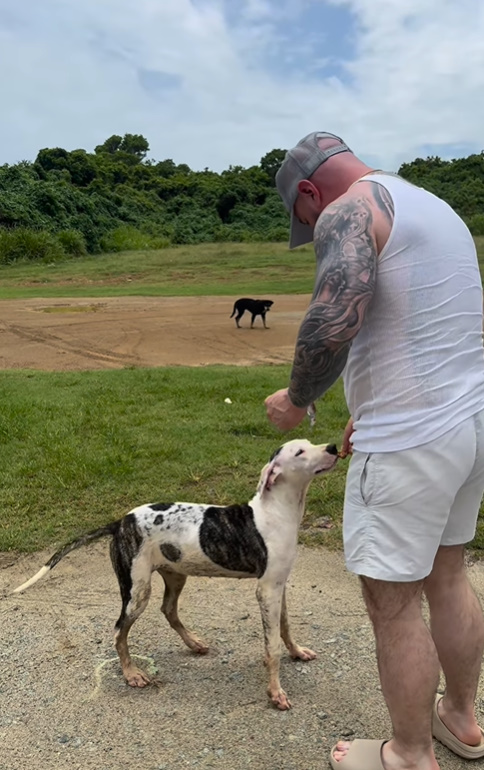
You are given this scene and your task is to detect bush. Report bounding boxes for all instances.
[0,228,65,264]
[467,214,484,236]
[262,226,289,242]
[56,229,87,257]
[212,225,254,242]
[99,226,170,253]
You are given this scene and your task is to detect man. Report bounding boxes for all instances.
[265,131,484,770]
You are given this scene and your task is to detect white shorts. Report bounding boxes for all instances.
[343,409,484,582]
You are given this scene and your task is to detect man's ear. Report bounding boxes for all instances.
[297,179,317,199]
[257,460,283,494]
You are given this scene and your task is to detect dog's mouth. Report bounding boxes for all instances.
[314,452,339,474]
[314,461,337,475]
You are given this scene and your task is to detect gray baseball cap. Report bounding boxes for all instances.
[275,131,352,249]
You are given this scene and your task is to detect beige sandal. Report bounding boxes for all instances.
[432,694,484,759]
[329,739,387,769]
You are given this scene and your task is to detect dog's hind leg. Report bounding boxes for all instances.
[111,536,153,687]
[159,571,209,654]
[280,586,316,662]
[235,310,244,328]
[114,578,153,686]
[256,580,291,710]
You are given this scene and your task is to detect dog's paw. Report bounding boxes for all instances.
[290,645,317,662]
[184,634,209,654]
[125,667,152,688]
[270,688,292,711]
[190,640,209,655]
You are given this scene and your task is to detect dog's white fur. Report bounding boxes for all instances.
[13,438,338,710]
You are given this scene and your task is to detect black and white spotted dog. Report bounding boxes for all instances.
[13,438,339,710]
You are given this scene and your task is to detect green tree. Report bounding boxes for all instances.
[35,148,96,186]
[260,148,287,185]
[1,136,482,261]
[119,134,150,160]
[94,135,123,155]
[94,133,149,162]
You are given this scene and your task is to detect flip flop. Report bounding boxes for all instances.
[329,739,387,769]
[432,694,484,759]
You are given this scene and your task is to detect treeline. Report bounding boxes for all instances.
[399,154,484,235]
[0,133,483,264]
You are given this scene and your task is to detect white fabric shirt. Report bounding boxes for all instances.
[342,173,484,453]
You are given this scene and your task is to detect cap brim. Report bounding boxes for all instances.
[289,211,314,249]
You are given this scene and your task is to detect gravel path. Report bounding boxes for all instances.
[1,545,483,770]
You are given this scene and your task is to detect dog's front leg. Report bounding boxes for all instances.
[280,586,317,662]
[256,581,291,710]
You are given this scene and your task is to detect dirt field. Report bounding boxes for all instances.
[0,295,311,371]
[3,544,484,770]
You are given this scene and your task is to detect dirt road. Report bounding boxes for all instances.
[0,295,310,371]
[2,545,483,770]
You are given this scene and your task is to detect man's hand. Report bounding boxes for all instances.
[264,389,307,431]
[340,417,354,458]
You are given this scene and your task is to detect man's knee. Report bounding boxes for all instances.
[427,544,465,579]
[424,545,466,599]
[360,576,424,624]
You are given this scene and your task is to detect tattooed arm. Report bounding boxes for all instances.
[264,181,393,430]
[287,189,382,408]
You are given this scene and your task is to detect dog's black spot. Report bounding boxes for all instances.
[199,504,268,578]
[110,514,144,630]
[154,514,164,526]
[269,446,283,462]
[326,444,338,456]
[150,503,174,511]
[160,543,182,562]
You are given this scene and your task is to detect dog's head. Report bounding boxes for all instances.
[257,438,338,494]
[263,300,274,310]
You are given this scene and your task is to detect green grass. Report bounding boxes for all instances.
[2,365,483,555]
[0,242,317,300]
[0,366,351,553]
[1,238,483,302]
[0,237,482,301]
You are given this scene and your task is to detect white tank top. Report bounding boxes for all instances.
[343,173,484,452]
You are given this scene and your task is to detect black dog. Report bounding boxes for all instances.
[230,298,274,329]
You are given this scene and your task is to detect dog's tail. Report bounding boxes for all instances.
[230,302,237,318]
[12,521,120,593]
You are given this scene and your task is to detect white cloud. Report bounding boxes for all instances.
[330,0,484,160]
[0,0,483,172]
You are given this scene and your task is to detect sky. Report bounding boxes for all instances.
[0,0,483,173]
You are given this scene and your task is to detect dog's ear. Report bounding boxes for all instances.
[257,460,283,494]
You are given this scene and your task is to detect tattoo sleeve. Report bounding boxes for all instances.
[287,193,378,408]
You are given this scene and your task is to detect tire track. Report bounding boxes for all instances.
[1,322,138,367]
